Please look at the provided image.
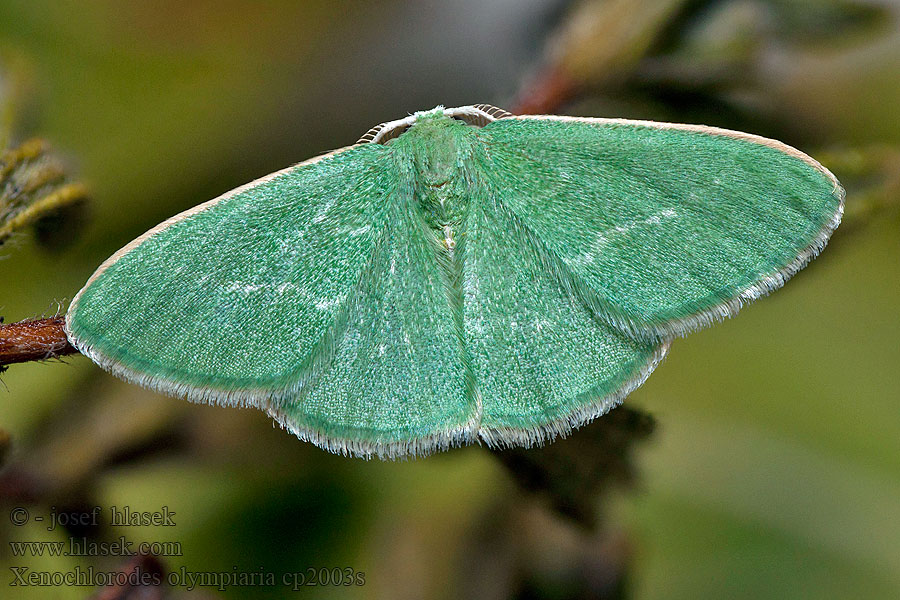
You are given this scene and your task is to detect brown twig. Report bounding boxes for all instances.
[0,316,78,367]
[510,65,580,115]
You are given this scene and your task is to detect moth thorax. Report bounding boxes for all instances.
[412,131,460,186]
[415,170,470,231]
[412,153,470,231]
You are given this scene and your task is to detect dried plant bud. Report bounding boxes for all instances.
[492,406,656,529]
[0,138,89,248]
[817,145,900,230]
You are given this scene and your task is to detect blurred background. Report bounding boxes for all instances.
[0,0,898,598]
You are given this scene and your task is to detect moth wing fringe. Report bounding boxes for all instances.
[610,192,844,342]
[66,325,669,459]
[477,341,669,449]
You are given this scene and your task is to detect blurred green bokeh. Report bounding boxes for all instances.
[0,1,898,598]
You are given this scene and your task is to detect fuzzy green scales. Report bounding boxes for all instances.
[65,105,843,459]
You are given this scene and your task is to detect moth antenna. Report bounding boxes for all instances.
[355,124,386,145]
[472,104,513,119]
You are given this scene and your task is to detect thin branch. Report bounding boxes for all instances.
[0,316,77,367]
[510,65,580,115]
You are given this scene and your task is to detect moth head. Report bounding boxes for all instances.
[355,104,512,145]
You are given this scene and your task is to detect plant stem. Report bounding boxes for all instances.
[0,317,77,367]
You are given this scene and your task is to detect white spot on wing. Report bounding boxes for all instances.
[570,209,680,265]
[225,282,264,294]
[315,295,345,311]
[311,199,335,224]
[225,281,298,296]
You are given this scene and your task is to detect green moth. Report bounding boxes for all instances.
[65,104,844,459]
